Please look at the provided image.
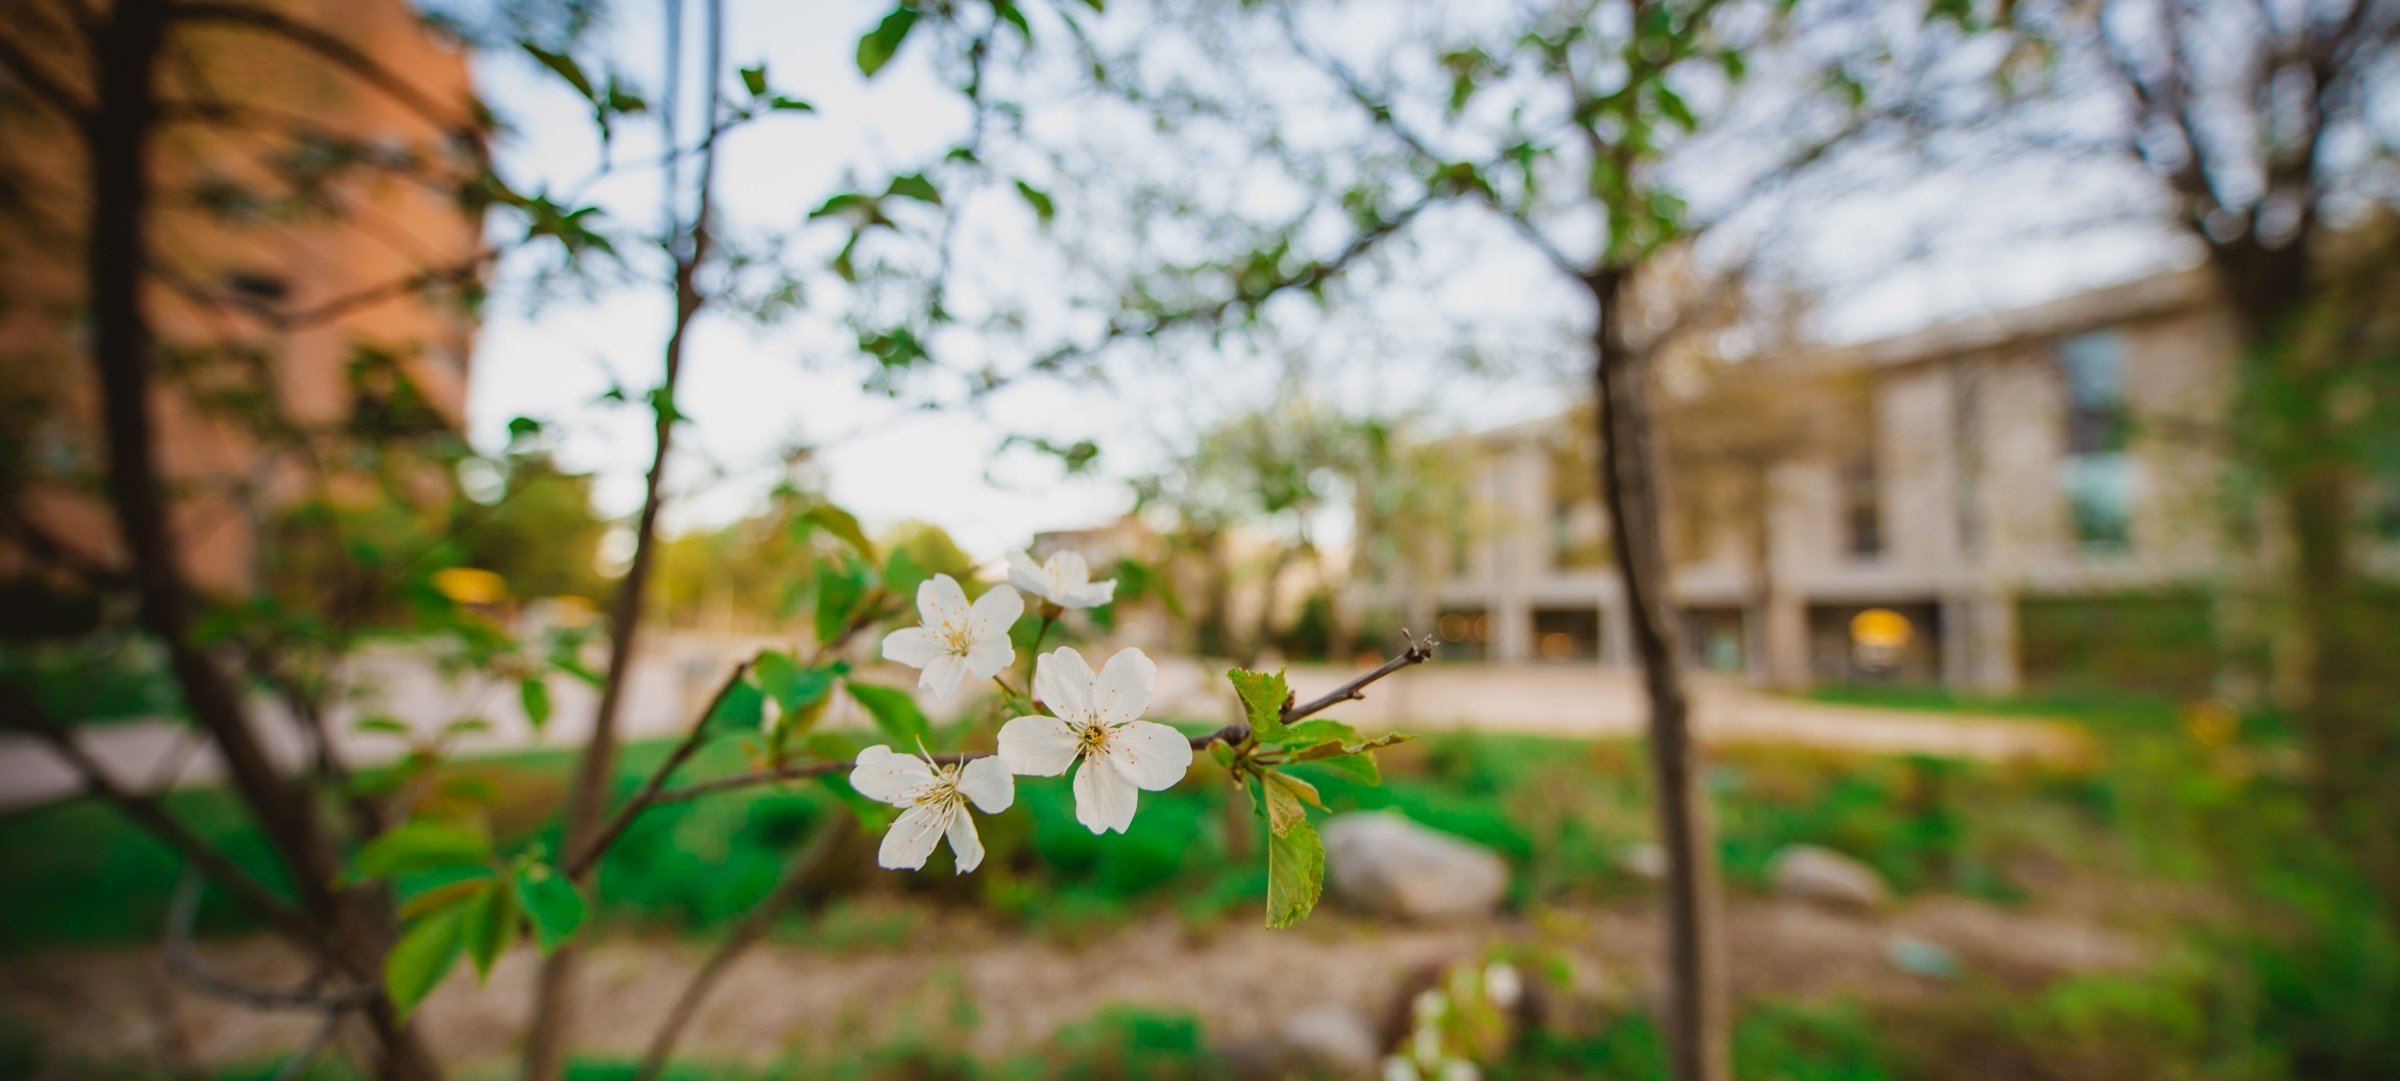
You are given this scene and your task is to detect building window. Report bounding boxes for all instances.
[1841,454,1881,560]
[2060,331,2132,551]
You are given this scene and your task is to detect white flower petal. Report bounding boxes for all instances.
[956,755,1016,813]
[878,803,947,870]
[944,804,985,874]
[849,745,938,807]
[969,583,1023,634]
[1033,647,1096,721]
[1048,550,1086,583]
[997,714,1081,776]
[963,634,1014,679]
[1103,720,1193,791]
[1090,647,1157,726]
[1071,753,1140,834]
[918,654,968,698]
[1004,550,1048,600]
[880,626,943,668]
[1067,578,1118,608]
[917,574,970,627]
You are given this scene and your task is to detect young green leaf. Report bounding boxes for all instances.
[518,677,552,732]
[355,715,412,738]
[1261,773,1310,836]
[355,820,492,881]
[1226,667,1291,742]
[522,44,596,102]
[813,559,871,644]
[883,172,941,206]
[805,504,877,561]
[1266,768,1325,812]
[460,878,518,981]
[384,906,466,1020]
[705,676,767,737]
[1278,718,1359,749]
[856,5,920,77]
[397,878,488,921]
[846,681,931,745]
[1014,180,1056,224]
[738,63,768,97]
[882,545,929,600]
[1302,750,1381,786]
[770,95,815,112]
[1265,817,1326,929]
[514,864,588,954]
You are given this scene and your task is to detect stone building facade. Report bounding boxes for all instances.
[1349,272,2398,694]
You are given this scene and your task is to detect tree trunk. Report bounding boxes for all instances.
[520,2,722,1076]
[84,4,439,1078]
[1587,272,1729,1081]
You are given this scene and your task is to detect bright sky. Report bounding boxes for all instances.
[457,0,2193,560]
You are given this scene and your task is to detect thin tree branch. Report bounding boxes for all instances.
[0,682,317,943]
[1280,633,1436,726]
[165,868,375,1011]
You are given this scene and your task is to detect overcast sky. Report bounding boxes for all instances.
[456,0,2194,560]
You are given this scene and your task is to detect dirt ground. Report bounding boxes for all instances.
[4,887,2153,1077]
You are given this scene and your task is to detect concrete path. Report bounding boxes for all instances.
[0,643,2086,812]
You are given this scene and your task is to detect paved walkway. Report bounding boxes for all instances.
[0,644,2087,812]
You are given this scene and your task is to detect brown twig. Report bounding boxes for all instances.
[1280,634,1436,726]
[164,868,375,1011]
[562,658,755,879]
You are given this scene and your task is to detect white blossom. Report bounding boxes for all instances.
[879,574,1022,697]
[849,745,1014,873]
[1005,549,1117,609]
[995,646,1191,834]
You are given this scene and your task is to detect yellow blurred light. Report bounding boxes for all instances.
[1849,608,1913,649]
[433,567,508,605]
[1538,632,1578,659]
[1438,613,1471,641]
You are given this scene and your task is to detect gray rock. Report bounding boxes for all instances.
[1768,844,1889,910]
[1321,812,1509,921]
[1277,1004,1383,1078]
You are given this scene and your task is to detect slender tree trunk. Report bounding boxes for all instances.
[84,4,439,1078]
[520,4,722,1077]
[1587,272,1729,1081]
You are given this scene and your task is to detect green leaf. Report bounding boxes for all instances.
[883,172,940,206]
[757,653,840,722]
[1278,719,1359,748]
[739,63,768,97]
[805,504,877,561]
[397,878,488,920]
[1014,180,1055,224]
[460,878,518,981]
[847,681,931,746]
[1226,668,1291,742]
[770,94,816,112]
[1265,816,1325,929]
[813,558,870,644]
[856,5,920,77]
[1305,751,1381,786]
[385,909,464,1020]
[355,821,492,881]
[809,191,875,220]
[1265,769,1324,812]
[514,864,587,954]
[518,677,552,732]
[1261,773,1309,836]
[522,44,596,102]
[356,715,412,738]
[994,0,1032,39]
[705,676,767,737]
[882,546,928,600]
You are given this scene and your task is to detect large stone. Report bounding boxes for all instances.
[1321,811,1510,921]
[1768,844,1890,911]
[1276,1004,1384,1078]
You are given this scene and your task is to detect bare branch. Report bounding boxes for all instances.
[0,683,317,943]
[1281,633,1437,726]
[165,868,375,1011]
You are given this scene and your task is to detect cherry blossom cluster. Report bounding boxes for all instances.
[852,549,1190,872]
